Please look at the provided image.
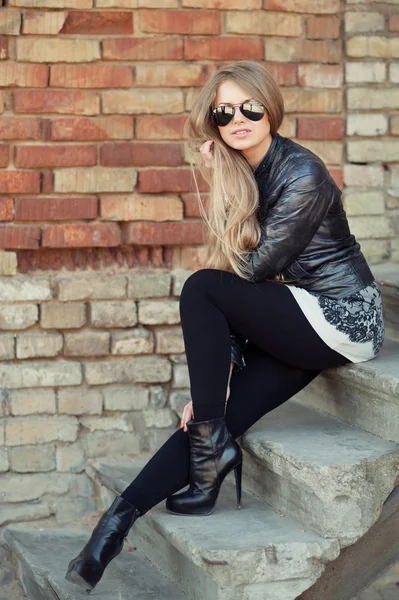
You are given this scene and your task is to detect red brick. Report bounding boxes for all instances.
[103,38,183,61]
[138,169,208,193]
[389,14,399,32]
[0,38,8,60]
[14,91,100,115]
[0,91,3,113]
[122,221,205,245]
[42,171,53,194]
[51,117,133,141]
[0,172,40,194]
[0,117,41,140]
[42,223,121,248]
[15,197,98,221]
[61,11,133,35]
[15,145,97,168]
[263,0,339,13]
[0,144,9,167]
[139,10,221,34]
[263,62,297,86]
[0,225,40,249]
[328,168,343,190]
[182,193,209,218]
[135,64,205,87]
[50,65,132,88]
[136,115,187,140]
[306,16,340,39]
[100,143,183,167]
[0,198,13,221]
[297,118,344,140]
[0,64,48,87]
[184,37,263,60]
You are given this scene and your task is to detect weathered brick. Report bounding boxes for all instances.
[0,10,21,35]
[345,11,385,33]
[83,415,133,432]
[180,246,207,271]
[0,63,48,87]
[135,115,186,140]
[345,62,386,83]
[61,11,133,34]
[81,429,141,458]
[143,408,177,428]
[0,335,14,360]
[100,195,183,222]
[137,168,208,193]
[343,190,385,216]
[15,196,98,221]
[10,389,56,416]
[17,38,100,63]
[16,333,63,359]
[347,36,399,59]
[140,10,220,34]
[0,38,8,60]
[225,11,301,35]
[128,272,171,298]
[56,443,84,473]
[123,221,205,245]
[9,445,56,473]
[155,326,185,354]
[5,415,78,447]
[58,275,126,301]
[15,90,100,115]
[22,10,67,34]
[90,300,137,328]
[0,225,41,249]
[171,269,194,296]
[390,14,399,32]
[298,117,344,140]
[41,302,86,329]
[283,90,342,113]
[343,165,384,188]
[84,356,171,385]
[0,117,41,140]
[184,37,263,60]
[347,140,399,162]
[347,114,388,136]
[103,37,183,61]
[51,64,132,88]
[10,0,91,6]
[54,168,137,193]
[111,328,154,355]
[97,0,138,5]
[263,0,339,12]
[299,140,342,165]
[102,89,184,115]
[103,386,149,411]
[306,16,340,39]
[51,116,133,141]
[64,331,110,356]
[0,251,17,275]
[298,65,342,88]
[0,448,9,472]
[138,300,180,325]
[390,63,399,83]
[0,198,13,221]
[391,115,399,135]
[0,171,40,193]
[42,223,121,248]
[135,64,205,87]
[0,276,51,301]
[172,364,189,388]
[0,501,52,525]
[15,145,97,168]
[59,389,102,415]
[360,240,390,264]
[183,0,260,7]
[347,215,393,239]
[100,142,183,167]
[347,87,399,110]
[265,38,341,62]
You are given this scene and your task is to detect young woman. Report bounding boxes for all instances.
[65,60,384,593]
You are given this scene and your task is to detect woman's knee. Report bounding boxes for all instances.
[180,268,220,303]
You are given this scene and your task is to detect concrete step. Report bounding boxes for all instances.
[89,459,341,600]
[373,264,399,341]
[239,400,399,545]
[2,527,187,600]
[293,338,399,443]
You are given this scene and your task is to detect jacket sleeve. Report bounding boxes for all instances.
[245,167,333,283]
[230,332,247,372]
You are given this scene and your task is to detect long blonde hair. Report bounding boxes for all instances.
[184,60,284,281]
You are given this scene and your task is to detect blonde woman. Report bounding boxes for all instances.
[65,60,384,593]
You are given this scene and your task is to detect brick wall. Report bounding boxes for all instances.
[0,0,398,525]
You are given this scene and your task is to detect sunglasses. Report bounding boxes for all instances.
[211,101,266,127]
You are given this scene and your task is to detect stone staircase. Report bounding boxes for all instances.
[2,264,399,600]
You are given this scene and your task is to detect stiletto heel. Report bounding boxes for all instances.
[234,461,243,509]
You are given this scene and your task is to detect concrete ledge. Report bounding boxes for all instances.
[373,264,399,341]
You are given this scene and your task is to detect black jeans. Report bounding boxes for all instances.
[121,269,349,514]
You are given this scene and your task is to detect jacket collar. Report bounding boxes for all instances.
[253,132,282,178]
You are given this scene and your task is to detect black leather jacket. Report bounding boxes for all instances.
[230,132,375,371]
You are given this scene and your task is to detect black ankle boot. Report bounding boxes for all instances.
[165,416,243,516]
[65,495,141,594]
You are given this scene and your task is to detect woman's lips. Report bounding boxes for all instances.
[232,130,251,137]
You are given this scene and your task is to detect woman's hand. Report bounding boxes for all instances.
[200,139,214,168]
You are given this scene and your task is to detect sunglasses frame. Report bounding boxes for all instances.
[210,100,267,127]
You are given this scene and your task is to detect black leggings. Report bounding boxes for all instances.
[121,269,349,514]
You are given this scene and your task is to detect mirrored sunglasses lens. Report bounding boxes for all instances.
[241,102,265,121]
[214,106,234,126]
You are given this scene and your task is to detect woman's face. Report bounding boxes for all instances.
[213,80,271,154]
